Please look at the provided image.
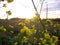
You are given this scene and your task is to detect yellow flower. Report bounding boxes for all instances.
[38,43,41,45]
[20,26,32,36]
[22,36,28,43]
[44,33,50,39]
[40,38,43,41]
[3,28,6,32]
[7,0,14,3]
[46,20,53,25]
[54,24,60,27]
[42,39,46,44]
[25,19,30,24]
[25,29,32,36]
[14,42,18,45]
[34,37,37,43]
[0,26,6,32]
[18,22,25,26]
[6,10,12,15]
[52,36,59,43]
[45,30,48,33]
[32,25,35,29]
[49,38,53,43]
[51,43,55,45]
[20,29,25,33]
[10,31,14,33]
[9,25,14,29]
[31,29,36,34]
[31,15,40,22]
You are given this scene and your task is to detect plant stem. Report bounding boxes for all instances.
[31,0,45,30]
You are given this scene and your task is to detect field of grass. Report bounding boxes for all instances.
[0,17,60,45]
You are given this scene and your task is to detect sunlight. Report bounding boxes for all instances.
[0,0,47,19]
[0,0,35,19]
[0,0,60,19]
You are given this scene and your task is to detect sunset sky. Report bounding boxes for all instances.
[0,0,60,19]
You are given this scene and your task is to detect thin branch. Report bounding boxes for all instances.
[40,0,45,18]
[31,0,39,17]
[46,2,48,19]
[31,0,45,30]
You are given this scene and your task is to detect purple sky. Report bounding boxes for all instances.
[43,0,60,11]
